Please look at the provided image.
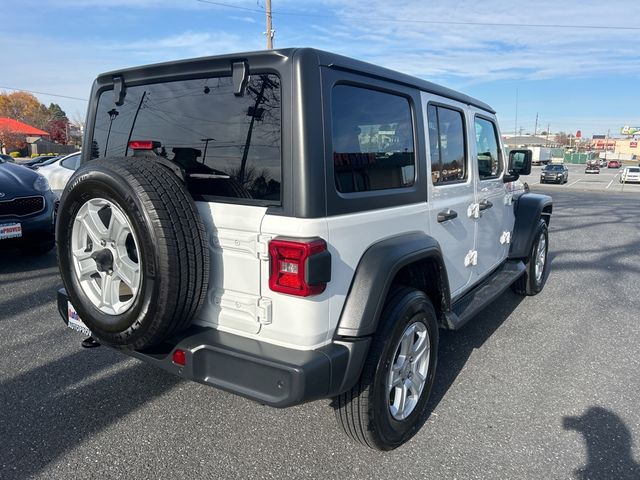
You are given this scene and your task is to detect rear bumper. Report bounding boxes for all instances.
[57,289,370,408]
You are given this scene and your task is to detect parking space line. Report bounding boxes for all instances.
[606,172,620,190]
[567,179,582,187]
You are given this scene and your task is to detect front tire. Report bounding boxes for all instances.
[512,219,549,296]
[333,287,438,450]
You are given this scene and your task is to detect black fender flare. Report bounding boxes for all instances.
[509,192,553,260]
[335,232,450,338]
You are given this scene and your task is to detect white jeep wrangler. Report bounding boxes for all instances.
[56,48,552,450]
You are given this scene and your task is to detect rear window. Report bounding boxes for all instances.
[91,74,282,204]
[628,167,640,173]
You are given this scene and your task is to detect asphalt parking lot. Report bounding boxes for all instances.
[520,162,640,193]
[1,188,639,479]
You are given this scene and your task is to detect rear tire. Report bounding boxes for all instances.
[56,157,210,350]
[333,287,438,450]
[512,219,549,296]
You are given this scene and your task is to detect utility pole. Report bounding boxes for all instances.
[513,88,518,148]
[265,0,274,49]
[533,113,538,137]
[546,123,550,144]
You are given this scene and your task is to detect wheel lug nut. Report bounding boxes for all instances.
[100,240,106,247]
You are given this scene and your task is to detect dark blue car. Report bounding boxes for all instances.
[0,156,57,254]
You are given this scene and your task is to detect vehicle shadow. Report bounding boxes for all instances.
[0,249,58,275]
[427,290,524,412]
[563,406,640,480]
[0,350,180,479]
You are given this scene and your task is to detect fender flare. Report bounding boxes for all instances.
[335,232,450,338]
[509,192,553,260]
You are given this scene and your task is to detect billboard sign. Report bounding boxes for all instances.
[621,126,640,135]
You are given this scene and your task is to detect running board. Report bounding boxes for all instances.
[444,260,526,330]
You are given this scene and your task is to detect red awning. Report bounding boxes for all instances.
[0,117,50,136]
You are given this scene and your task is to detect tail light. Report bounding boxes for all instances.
[268,238,331,297]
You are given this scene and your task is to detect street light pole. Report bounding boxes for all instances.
[201,137,214,164]
[104,108,119,155]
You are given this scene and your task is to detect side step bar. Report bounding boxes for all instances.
[444,260,526,330]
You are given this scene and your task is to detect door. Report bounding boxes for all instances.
[471,112,511,280]
[423,94,476,298]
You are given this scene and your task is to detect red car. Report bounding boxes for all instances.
[607,160,622,168]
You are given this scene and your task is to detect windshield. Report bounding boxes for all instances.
[545,165,564,171]
[39,156,61,166]
[91,74,282,204]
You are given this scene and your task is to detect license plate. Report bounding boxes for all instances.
[67,302,92,336]
[0,223,22,240]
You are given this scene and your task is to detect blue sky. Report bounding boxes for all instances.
[2,0,639,137]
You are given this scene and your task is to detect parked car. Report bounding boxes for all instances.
[540,163,569,184]
[585,163,600,174]
[37,152,81,196]
[55,48,551,450]
[607,160,622,168]
[0,154,15,163]
[599,159,608,168]
[21,155,59,168]
[0,156,57,254]
[620,166,640,183]
[29,155,62,170]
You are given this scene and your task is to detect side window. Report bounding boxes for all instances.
[332,85,415,193]
[427,104,466,184]
[474,117,503,179]
[61,154,79,170]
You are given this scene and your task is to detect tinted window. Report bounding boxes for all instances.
[61,154,80,170]
[475,117,503,179]
[92,75,281,204]
[427,104,467,184]
[332,85,415,193]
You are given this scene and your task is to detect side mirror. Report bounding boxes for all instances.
[504,149,532,182]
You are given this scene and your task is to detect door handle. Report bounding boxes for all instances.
[479,199,493,211]
[437,209,458,223]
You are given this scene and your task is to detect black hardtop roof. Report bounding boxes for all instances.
[97,47,495,114]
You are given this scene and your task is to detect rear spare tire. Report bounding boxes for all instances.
[56,157,210,350]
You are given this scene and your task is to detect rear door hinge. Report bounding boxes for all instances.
[504,193,514,206]
[464,250,478,267]
[257,298,272,325]
[257,234,273,260]
[467,203,480,219]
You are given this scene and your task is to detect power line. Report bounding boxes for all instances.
[197,0,640,31]
[0,85,88,102]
